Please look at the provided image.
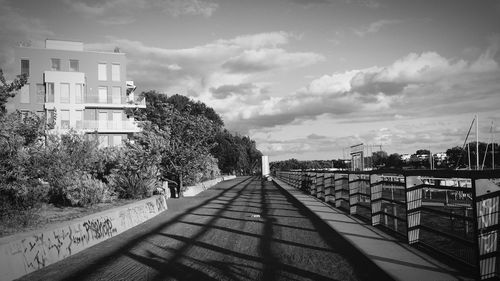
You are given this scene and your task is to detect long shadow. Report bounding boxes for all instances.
[259,179,278,280]
[271,181,396,281]
[130,177,342,281]
[188,213,317,232]
[155,233,341,281]
[147,177,256,281]
[140,242,262,280]
[58,176,255,281]
[30,176,394,281]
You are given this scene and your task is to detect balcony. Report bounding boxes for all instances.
[84,95,146,108]
[81,120,141,133]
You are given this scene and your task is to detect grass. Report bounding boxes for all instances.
[0,199,138,238]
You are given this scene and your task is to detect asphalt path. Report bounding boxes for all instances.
[18,176,384,281]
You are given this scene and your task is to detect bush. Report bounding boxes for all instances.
[64,172,115,207]
[48,171,114,207]
[183,154,221,187]
[110,166,161,199]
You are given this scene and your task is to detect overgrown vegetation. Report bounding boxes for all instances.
[1,70,262,230]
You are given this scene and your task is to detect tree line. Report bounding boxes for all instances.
[271,144,499,171]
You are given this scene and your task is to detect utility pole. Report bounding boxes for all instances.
[476,114,479,170]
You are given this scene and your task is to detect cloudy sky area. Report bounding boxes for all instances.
[1,0,500,160]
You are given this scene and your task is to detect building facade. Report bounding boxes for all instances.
[8,39,145,147]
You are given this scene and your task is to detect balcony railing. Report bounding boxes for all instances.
[84,95,146,107]
[81,120,140,131]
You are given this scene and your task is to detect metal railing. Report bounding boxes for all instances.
[84,95,146,106]
[81,120,139,131]
[274,169,500,280]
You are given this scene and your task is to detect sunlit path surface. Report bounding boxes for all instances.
[18,176,386,281]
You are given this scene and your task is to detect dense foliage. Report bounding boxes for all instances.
[129,91,262,195]
[1,70,263,228]
[271,159,347,171]
[211,129,262,175]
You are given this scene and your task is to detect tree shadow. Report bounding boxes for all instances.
[22,176,392,281]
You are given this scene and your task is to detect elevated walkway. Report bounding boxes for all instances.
[273,177,474,281]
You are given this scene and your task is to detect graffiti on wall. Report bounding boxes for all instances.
[7,196,168,276]
[478,196,499,255]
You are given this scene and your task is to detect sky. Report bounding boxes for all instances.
[1,0,500,161]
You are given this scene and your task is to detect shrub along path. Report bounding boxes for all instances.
[18,176,390,281]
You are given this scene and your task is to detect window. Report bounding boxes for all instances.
[36,111,44,118]
[113,135,123,147]
[113,111,122,129]
[98,63,107,81]
[60,110,70,129]
[36,84,45,103]
[111,64,120,81]
[20,84,30,103]
[46,83,54,102]
[75,84,83,104]
[21,59,29,76]
[99,112,107,129]
[84,108,96,120]
[112,87,121,104]
[47,110,55,124]
[51,58,61,71]
[98,135,109,148]
[75,110,83,129]
[60,83,70,103]
[98,86,108,103]
[69,60,79,72]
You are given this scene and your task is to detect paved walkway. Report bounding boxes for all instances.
[17,176,389,281]
[272,177,474,281]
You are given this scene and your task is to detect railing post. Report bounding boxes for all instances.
[335,173,348,209]
[406,176,422,244]
[310,172,317,196]
[371,174,382,226]
[474,178,500,280]
[325,173,334,204]
[317,173,325,200]
[349,174,358,215]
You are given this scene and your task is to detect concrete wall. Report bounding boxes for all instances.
[0,195,168,281]
[183,176,236,197]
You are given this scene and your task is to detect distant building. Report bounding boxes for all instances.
[400,154,411,162]
[433,152,447,161]
[7,39,145,147]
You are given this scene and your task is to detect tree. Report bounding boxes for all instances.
[0,69,27,116]
[415,149,430,156]
[165,94,224,127]
[386,153,403,169]
[372,151,388,168]
[446,146,466,168]
[131,91,219,197]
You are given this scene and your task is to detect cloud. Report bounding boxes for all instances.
[63,0,148,24]
[227,39,500,134]
[210,83,258,99]
[85,31,321,108]
[353,19,401,37]
[0,0,54,75]
[158,0,218,17]
[63,0,218,24]
[222,48,323,73]
[288,0,380,9]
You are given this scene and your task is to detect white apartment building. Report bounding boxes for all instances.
[7,39,145,147]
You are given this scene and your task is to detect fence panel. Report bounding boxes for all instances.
[475,178,500,280]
